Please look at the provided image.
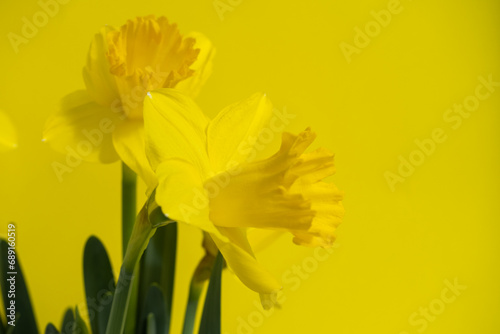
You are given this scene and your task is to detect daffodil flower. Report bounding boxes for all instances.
[43,15,215,187]
[142,89,345,307]
[0,110,17,152]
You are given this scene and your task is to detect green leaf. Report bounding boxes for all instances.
[73,308,89,334]
[138,223,177,332]
[83,236,115,334]
[183,252,217,334]
[139,284,167,334]
[0,238,39,334]
[198,252,223,334]
[0,308,5,334]
[182,280,203,334]
[146,314,156,334]
[45,324,59,334]
[60,308,74,334]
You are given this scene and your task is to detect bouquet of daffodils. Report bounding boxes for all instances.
[1,15,343,334]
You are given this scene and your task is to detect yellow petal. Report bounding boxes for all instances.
[143,89,210,175]
[207,93,273,173]
[83,26,120,107]
[247,229,285,253]
[112,120,158,192]
[154,158,226,240]
[175,32,216,98]
[43,90,120,163]
[0,110,18,152]
[210,228,281,296]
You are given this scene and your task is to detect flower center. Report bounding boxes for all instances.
[106,16,199,119]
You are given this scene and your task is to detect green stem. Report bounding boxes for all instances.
[122,162,137,259]
[182,279,204,334]
[124,266,139,334]
[199,252,224,334]
[182,253,217,334]
[106,267,135,334]
[106,207,156,334]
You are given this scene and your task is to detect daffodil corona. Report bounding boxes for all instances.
[142,89,344,307]
[43,16,215,184]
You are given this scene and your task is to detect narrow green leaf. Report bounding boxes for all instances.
[183,252,217,334]
[146,314,156,334]
[0,238,39,334]
[44,324,59,334]
[73,308,89,334]
[0,308,5,334]
[139,284,167,334]
[60,308,74,334]
[83,236,115,334]
[182,280,203,334]
[198,252,223,334]
[138,223,177,332]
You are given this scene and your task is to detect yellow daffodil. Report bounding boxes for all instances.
[43,16,215,186]
[0,110,18,152]
[141,89,344,307]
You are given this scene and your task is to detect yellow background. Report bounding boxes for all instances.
[0,0,499,333]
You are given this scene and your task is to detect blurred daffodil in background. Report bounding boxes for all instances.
[0,110,17,152]
[43,15,215,187]
[41,15,216,261]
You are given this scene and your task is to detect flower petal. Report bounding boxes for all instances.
[154,158,225,239]
[43,90,120,163]
[175,32,216,98]
[143,88,210,175]
[247,229,285,253]
[210,228,281,297]
[207,93,273,173]
[0,110,18,152]
[83,26,120,107]
[112,120,158,191]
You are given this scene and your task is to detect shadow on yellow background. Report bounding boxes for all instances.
[0,0,499,333]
